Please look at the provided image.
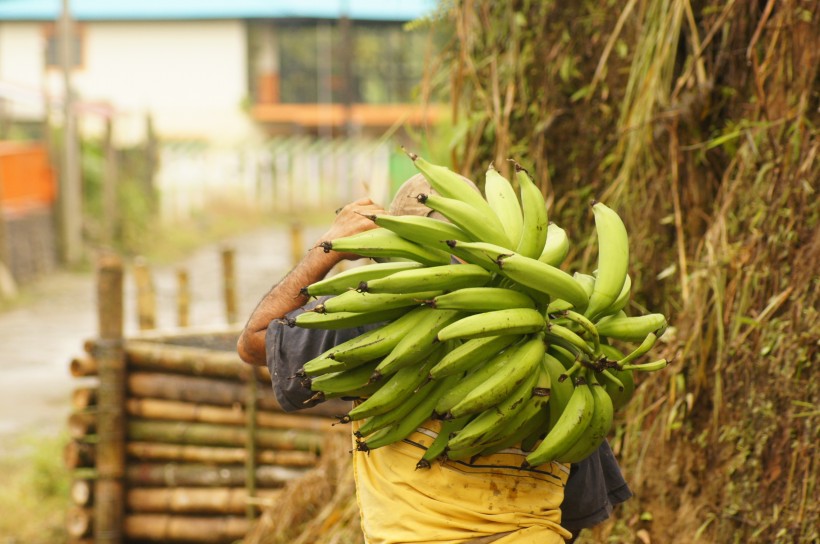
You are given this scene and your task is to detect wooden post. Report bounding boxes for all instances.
[176,268,189,328]
[221,247,237,324]
[290,222,304,269]
[58,0,83,265]
[245,367,258,520]
[93,254,125,544]
[102,116,118,246]
[133,259,156,331]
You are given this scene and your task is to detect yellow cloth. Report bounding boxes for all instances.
[352,419,572,544]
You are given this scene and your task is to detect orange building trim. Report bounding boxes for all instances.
[251,103,446,128]
[0,142,57,215]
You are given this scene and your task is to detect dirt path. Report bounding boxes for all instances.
[0,224,326,451]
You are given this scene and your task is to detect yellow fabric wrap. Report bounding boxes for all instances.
[352,419,572,544]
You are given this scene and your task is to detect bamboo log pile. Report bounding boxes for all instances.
[65,254,350,543]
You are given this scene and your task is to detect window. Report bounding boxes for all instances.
[275,21,429,104]
[43,23,83,68]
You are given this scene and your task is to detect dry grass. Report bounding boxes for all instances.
[433,0,820,542]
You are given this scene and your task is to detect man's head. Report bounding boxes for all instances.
[388,173,479,218]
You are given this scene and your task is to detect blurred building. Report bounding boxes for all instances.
[0,0,441,145]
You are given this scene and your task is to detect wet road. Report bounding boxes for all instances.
[0,225,326,449]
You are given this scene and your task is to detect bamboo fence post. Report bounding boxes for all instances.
[133,258,156,331]
[176,268,189,328]
[245,366,258,520]
[290,222,304,269]
[221,247,237,324]
[93,254,125,544]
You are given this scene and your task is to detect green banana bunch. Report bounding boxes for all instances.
[290,153,671,468]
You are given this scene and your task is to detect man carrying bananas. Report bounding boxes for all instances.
[237,175,631,544]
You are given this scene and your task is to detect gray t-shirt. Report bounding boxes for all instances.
[265,302,631,534]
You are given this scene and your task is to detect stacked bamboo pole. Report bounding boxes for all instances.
[65,253,349,543]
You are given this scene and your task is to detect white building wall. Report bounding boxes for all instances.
[1,19,258,144]
[0,22,49,119]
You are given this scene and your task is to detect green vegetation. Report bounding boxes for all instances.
[0,432,71,543]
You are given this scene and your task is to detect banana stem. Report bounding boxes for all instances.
[616,332,658,366]
[598,369,625,391]
[563,310,601,355]
[621,358,668,372]
[558,360,582,383]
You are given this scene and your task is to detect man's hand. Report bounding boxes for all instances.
[237,197,386,366]
[318,197,385,261]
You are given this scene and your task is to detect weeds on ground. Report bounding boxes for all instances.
[0,432,70,543]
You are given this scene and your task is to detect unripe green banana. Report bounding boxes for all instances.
[495,252,589,312]
[417,193,512,249]
[538,223,570,267]
[617,331,659,366]
[542,352,575,429]
[573,272,596,299]
[345,344,445,422]
[436,308,547,342]
[469,398,551,459]
[360,264,491,294]
[513,164,549,259]
[356,373,460,452]
[621,358,668,372]
[290,306,409,330]
[406,152,490,212]
[603,368,635,412]
[319,228,452,266]
[416,416,472,469]
[429,334,520,379]
[373,310,463,379]
[428,287,536,312]
[524,378,595,467]
[595,313,667,342]
[485,164,524,248]
[602,273,631,317]
[449,334,545,418]
[366,213,469,251]
[584,202,629,321]
[309,360,380,396]
[547,344,578,370]
[446,367,540,450]
[555,379,614,464]
[315,289,442,314]
[303,261,424,297]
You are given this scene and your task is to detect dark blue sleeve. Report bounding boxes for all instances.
[265,298,380,412]
[561,441,632,534]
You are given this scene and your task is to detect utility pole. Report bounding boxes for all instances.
[59,0,83,265]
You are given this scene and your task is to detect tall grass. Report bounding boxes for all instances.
[434,0,819,542]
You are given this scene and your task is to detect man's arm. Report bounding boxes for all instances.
[237,197,385,366]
